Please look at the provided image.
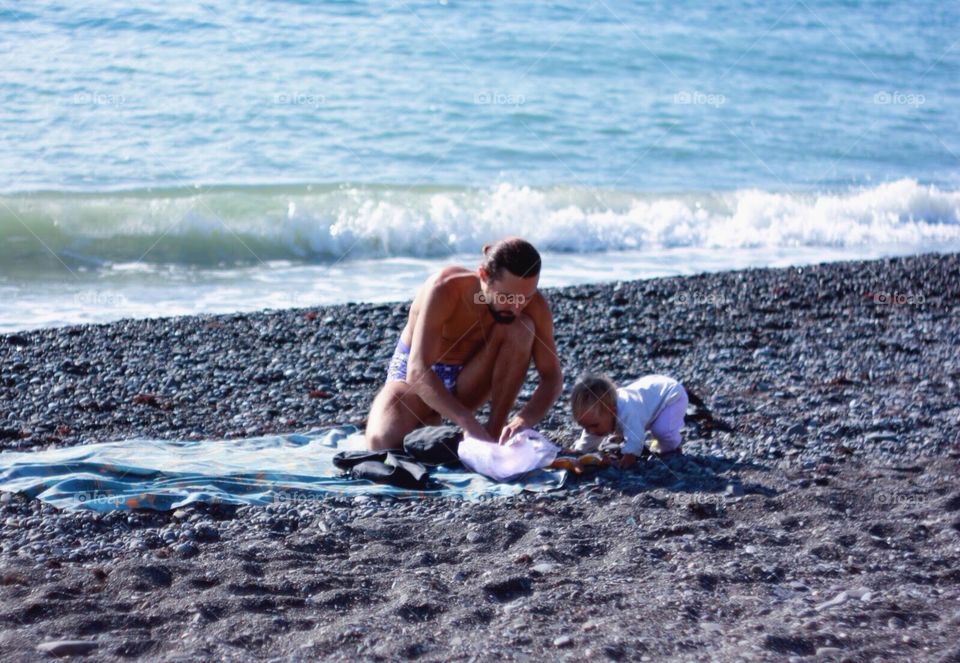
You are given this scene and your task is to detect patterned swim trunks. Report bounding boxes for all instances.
[385,339,463,392]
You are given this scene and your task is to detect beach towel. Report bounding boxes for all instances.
[0,426,566,512]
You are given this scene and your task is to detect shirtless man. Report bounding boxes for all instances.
[365,237,563,450]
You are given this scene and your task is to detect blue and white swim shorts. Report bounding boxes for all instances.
[385,339,463,392]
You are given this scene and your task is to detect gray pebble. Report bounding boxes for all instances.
[36,640,98,656]
[553,635,574,648]
[785,423,807,437]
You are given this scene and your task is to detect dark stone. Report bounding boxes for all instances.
[482,576,533,602]
[131,565,174,590]
[762,634,815,656]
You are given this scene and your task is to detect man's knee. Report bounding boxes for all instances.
[495,312,535,351]
[366,431,398,451]
[372,381,413,411]
[366,382,433,437]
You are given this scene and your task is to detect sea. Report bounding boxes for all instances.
[1,1,958,332]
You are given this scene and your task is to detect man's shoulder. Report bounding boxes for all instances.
[431,266,478,291]
[525,290,554,323]
[416,267,478,314]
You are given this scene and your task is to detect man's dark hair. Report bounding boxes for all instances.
[481,237,541,281]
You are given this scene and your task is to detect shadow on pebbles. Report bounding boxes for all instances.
[2,453,959,661]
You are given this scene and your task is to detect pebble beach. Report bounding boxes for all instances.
[1,252,959,662]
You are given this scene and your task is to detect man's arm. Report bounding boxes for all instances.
[407,279,492,441]
[499,294,563,442]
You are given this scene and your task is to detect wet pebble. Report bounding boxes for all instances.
[36,640,98,656]
[553,635,574,648]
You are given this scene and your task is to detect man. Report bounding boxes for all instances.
[365,237,563,450]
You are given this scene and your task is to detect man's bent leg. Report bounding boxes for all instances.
[485,315,535,436]
[454,313,535,438]
[365,381,438,450]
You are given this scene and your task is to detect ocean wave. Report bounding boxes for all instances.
[1,179,958,270]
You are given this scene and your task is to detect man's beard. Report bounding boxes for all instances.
[487,304,516,324]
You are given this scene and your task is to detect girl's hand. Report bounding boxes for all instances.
[618,453,637,469]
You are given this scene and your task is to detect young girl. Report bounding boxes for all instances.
[570,373,688,469]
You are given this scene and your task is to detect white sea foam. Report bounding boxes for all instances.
[2,180,957,270]
[2,179,958,331]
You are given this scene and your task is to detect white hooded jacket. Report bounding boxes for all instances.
[573,374,684,455]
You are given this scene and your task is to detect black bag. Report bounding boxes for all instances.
[402,425,463,467]
[332,450,391,470]
[332,450,432,490]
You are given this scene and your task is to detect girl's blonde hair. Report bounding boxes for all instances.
[570,373,617,417]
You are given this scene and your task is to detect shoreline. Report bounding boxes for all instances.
[1,251,959,661]
[5,248,960,337]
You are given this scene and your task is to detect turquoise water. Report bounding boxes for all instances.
[1,1,959,330]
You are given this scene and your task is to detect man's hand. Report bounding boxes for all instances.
[463,420,496,444]
[498,416,529,445]
[618,453,637,470]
